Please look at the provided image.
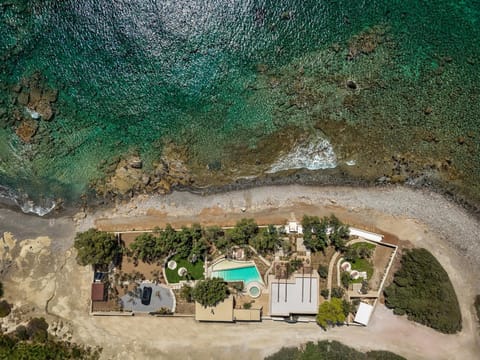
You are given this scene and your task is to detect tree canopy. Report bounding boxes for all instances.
[316,298,346,329]
[384,248,461,334]
[227,218,259,245]
[265,340,405,360]
[301,214,350,253]
[250,225,281,255]
[192,278,229,307]
[74,229,121,268]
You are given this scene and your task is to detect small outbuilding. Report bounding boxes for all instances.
[354,302,374,326]
[91,283,107,302]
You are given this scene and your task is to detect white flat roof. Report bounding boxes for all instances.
[354,302,374,326]
[270,275,318,316]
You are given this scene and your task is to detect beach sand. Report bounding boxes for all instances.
[1,185,479,359]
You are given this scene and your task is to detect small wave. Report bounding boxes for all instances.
[0,185,56,216]
[267,136,337,173]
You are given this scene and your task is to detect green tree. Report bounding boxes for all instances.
[317,265,328,279]
[301,215,329,252]
[250,225,281,255]
[320,289,330,298]
[328,215,350,252]
[316,298,346,330]
[180,284,193,302]
[331,287,345,299]
[341,271,351,289]
[129,233,163,263]
[384,248,462,333]
[361,280,370,294]
[192,278,229,307]
[0,300,11,318]
[26,317,49,343]
[74,229,121,268]
[341,299,352,317]
[228,218,259,245]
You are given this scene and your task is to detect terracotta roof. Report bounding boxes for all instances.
[91,283,106,302]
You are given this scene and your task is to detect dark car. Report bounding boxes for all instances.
[141,286,152,305]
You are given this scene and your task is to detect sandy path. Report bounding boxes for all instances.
[1,185,479,359]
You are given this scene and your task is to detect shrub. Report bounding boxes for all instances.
[316,298,346,329]
[74,229,121,268]
[180,284,193,302]
[129,233,163,263]
[26,317,49,343]
[265,340,405,360]
[320,289,330,298]
[360,280,369,294]
[341,271,351,288]
[192,278,229,307]
[0,282,3,297]
[331,287,344,299]
[14,325,29,340]
[317,265,328,279]
[0,300,11,317]
[243,302,252,309]
[384,248,462,333]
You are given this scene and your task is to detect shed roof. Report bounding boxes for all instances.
[234,308,261,321]
[354,302,374,326]
[195,296,234,322]
[91,283,106,302]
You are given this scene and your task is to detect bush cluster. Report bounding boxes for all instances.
[301,215,349,252]
[265,340,405,360]
[384,248,462,333]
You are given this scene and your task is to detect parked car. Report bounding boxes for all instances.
[141,286,152,305]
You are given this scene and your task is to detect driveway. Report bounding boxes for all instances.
[121,283,175,313]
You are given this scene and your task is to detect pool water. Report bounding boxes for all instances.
[249,286,260,297]
[211,266,263,285]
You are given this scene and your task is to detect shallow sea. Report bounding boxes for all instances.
[0,0,479,214]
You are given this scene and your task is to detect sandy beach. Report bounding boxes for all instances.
[1,184,479,359]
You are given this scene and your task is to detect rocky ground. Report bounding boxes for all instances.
[0,185,479,359]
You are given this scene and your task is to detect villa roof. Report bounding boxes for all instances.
[233,308,261,321]
[195,296,234,322]
[91,283,106,302]
[354,302,374,326]
[269,273,319,316]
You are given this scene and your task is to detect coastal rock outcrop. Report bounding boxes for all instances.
[347,25,388,60]
[9,72,59,143]
[97,142,192,198]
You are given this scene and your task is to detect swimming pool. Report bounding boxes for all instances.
[211,265,263,285]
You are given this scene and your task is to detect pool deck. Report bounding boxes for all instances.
[210,259,257,272]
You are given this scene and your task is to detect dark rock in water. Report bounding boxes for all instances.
[15,120,38,142]
[280,11,292,20]
[36,100,53,121]
[346,79,358,90]
[129,157,143,169]
[42,88,58,102]
[17,91,29,106]
[207,160,222,171]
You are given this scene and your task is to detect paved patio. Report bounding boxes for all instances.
[121,283,175,313]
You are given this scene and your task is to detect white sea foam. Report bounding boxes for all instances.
[0,185,56,216]
[267,136,337,173]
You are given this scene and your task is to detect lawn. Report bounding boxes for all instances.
[165,255,204,283]
[350,258,374,283]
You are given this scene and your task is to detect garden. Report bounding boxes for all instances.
[165,254,204,283]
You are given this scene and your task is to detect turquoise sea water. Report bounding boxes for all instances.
[0,1,479,213]
[212,265,263,285]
